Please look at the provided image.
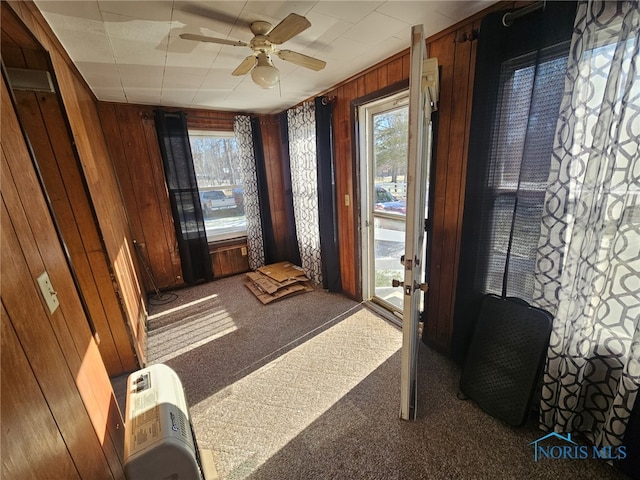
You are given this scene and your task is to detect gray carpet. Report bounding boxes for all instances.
[139,274,627,480]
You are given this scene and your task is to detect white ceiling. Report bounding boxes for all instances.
[35,1,493,114]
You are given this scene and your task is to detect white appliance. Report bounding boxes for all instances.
[123,364,216,480]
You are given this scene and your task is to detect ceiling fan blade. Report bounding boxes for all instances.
[179,33,247,47]
[267,13,311,44]
[276,50,326,71]
[232,55,257,76]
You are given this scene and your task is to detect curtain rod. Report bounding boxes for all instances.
[502,1,545,27]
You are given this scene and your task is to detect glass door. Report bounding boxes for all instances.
[360,92,410,315]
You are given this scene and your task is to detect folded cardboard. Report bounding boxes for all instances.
[257,261,308,283]
[245,262,312,304]
[245,280,313,304]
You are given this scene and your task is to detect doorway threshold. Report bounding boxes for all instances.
[364,300,402,329]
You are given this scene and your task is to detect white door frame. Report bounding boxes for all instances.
[358,90,409,315]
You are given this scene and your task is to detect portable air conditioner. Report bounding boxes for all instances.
[123,364,216,480]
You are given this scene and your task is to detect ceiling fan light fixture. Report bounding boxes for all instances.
[251,53,279,89]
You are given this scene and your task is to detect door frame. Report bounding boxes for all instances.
[357,89,410,318]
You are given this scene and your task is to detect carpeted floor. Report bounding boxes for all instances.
[133,274,627,480]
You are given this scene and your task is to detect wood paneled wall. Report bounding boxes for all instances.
[328,52,411,302]
[2,71,125,480]
[97,103,246,290]
[5,1,147,367]
[98,103,183,291]
[255,115,299,263]
[10,86,138,375]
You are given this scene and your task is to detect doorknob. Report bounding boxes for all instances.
[392,279,429,294]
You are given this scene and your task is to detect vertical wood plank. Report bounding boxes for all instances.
[423,32,455,350]
[377,64,388,88]
[13,90,126,374]
[437,29,473,350]
[387,56,404,85]
[1,198,116,480]
[1,307,82,480]
[2,72,125,479]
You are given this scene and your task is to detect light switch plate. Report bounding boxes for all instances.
[37,271,60,314]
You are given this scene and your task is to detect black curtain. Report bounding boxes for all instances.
[154,110,213,284]
[315,96,341,292]
[451,2,576,364]
[250,117,279,265]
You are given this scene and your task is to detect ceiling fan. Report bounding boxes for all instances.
[180,13,326,89]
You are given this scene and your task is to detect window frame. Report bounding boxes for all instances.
[188,129,247,244]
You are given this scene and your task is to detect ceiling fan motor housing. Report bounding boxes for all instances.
[250,20,272,35]
[250,35,275,53]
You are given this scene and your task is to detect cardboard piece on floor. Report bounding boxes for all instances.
[245,280,313,304]
[245,262,313,304]
[257,261,308,283]
[246,271,279,294]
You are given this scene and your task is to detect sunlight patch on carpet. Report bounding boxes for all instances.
[147,293,220,321]
[148,309,237,364]
[190,308,401,479]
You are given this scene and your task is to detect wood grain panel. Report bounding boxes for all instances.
[115,104,181,288]
[186,109,236,131]
[96,103,178,293]
[4,1,146,369]
[334,81,359,298]
[12,89,126,374]
[1,43,27,66]
[2,76,123,478]
[1,199,116,480]
[387,56,405,85]
[377,64,388,88]
[55,60,146,366]
[423,32,456,351]
[0,3,40,49]
[436,29,473,351]
[210,241,250,278]
[363,69,380,96]
[1,307,82,480]
[258,115,293,262]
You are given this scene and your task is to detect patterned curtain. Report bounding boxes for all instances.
[536,0,640,448]
[287,101,322,284]
[233,115,265,270]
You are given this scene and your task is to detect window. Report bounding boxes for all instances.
[188,130,246,242]
[482,47,570,300]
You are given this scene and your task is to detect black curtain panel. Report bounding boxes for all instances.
[451,2,577,364]
[154,110,213,284]
[250,117,278,265]
[278,113,303,267]
[315,96,341,292]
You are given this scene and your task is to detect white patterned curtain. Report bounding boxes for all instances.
[535,0,640,448]
[233,115,265,270]
[287,101,322,284]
